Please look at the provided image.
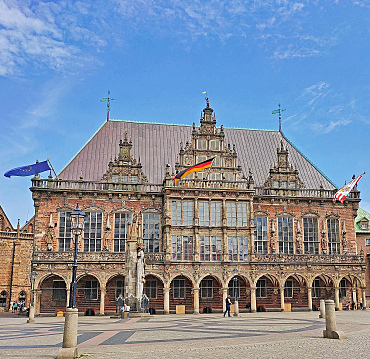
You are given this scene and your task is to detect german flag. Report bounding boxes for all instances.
[174,157,215,184]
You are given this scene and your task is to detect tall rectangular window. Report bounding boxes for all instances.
[84,280,98,300]
[210,201,221,226]
[145,280,157,299]
[84,212,102,252]
[256,279,266,298]
[201,279,213,298]
[116,280,124,298]
[59,212,71,251]
[199,201,209,226]
[143,213,160,253]
[171,201,181,225]
[173,279,185,298]
[200,236,221,261]
[171,200,193,226]
[327,218,340,254]
[237,202,248,227]
[254,216,268,254]
[228,237,248,261]
[339,279,346,298]
[172,235,193,261]
[114,213,131,252]
[278,217,294,254]
[303,218,319,254]
[227,202,237,226]
[284,280,293,298]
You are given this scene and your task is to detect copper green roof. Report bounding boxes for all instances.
[355,208,370,233]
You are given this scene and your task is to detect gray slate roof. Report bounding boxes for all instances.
[59,119,335,190]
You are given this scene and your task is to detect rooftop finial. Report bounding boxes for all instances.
[100,90,116,121]
[272,103,286,132]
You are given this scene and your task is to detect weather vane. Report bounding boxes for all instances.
[100,91,116,121]
[272,103,286,132]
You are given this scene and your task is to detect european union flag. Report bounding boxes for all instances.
[4,160,51,178]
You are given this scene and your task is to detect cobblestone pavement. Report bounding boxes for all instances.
[0,310,369,359]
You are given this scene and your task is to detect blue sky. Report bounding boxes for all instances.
[0,0,369,226]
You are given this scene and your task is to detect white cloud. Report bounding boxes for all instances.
[311,119,351,134]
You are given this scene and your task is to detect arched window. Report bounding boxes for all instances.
[0,291,7,307]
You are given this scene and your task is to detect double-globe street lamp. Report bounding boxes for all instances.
[233,267,239,317]
[58,204,85,359]
[27,270,37,323]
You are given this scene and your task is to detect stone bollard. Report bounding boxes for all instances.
[57,307,79,359]
[319,299,325,319]
[234,301,239,317]
[27,305,35,323]
[323,300,346,339]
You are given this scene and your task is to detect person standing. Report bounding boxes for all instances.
[224,295,231,317]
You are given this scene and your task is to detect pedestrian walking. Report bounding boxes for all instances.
[224,295,231,317]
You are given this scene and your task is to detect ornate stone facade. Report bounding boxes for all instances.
[29,101,366,316]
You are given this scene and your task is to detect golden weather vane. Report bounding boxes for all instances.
[100,91,116,121]
[272,103,286,132]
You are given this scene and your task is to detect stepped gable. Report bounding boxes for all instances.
[58,105,335,190]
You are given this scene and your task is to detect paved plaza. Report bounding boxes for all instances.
[0,310,370,359]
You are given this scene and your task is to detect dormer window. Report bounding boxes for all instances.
[361,223,368,230]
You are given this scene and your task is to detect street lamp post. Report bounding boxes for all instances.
[58,204,85,359]
[27,270,37,323]
[233,267,239,317]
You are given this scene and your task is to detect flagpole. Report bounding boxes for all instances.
[47,158,58,178]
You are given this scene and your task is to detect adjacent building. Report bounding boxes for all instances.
[30,100,366,316]
[0,205,34,311]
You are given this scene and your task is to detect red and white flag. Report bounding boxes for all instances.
[333,172,365,203]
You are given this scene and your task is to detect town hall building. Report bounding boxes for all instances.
[29,99,366,316]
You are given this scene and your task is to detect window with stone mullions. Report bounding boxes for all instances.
[200,236,221,261]
[303,218,319,254]
[59,212,71,251]
[227,202,237,226]
[237,202,248,227]
[254,216,268,254]
[114,213,131,252]
[143,213,160,253]
[278,217,294,254]
[173,279,185,298]
[171,200,193,226]
[171,235,193,261]
[284,280,293,298]
[84,280,98,300]
[228,236,248,261]
[256,279,266,297]
[327,218,340,254]
[84,212,102,252]
[201,279,213,298]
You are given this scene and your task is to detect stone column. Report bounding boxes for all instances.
[334,287,340,310]
[362,289,367,309]
[352,288,357,309]
[222,288,228,312]
[307,287,312,311]
[193,287,200,314]
[280,286,285,311]
[66,289,70,309]
[164,288,170,314]
[251,287,257,313]
[99,288,106,316]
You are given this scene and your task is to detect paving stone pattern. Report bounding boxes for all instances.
[0,311,369,358]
